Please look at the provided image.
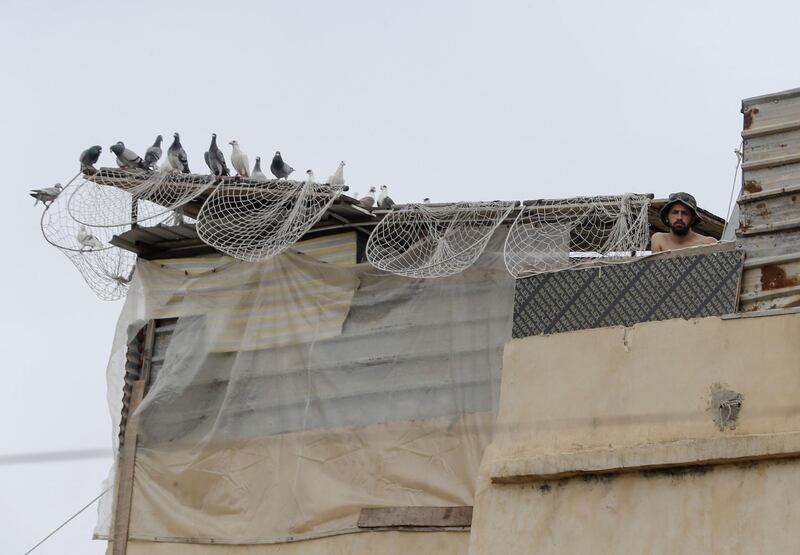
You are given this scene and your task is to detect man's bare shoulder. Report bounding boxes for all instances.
[650,232,669,252]
[695,234,718,245]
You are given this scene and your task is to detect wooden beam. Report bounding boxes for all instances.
[112,379,145,555]
[357,506,473,528]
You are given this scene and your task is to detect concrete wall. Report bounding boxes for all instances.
[469,312,800,554]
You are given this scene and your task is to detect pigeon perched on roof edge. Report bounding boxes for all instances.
[144,135,163,170]
[168,133,190,173]
[270,151,294,179]
[229,140,250,178]
[252,157,268,181]
[359,186,376,208]
[206,133,229,176]
[328,161,345,187]
[110,142,147,170]
[377,185,395,209]
[80,145,102,173]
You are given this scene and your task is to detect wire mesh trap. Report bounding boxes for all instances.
[196,179,345,262]
[67,169,215,228]
[40,175,137,300]
[503,194,651,278]
[366,201,517,278]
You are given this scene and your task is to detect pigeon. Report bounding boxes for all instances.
[229,140,250,178]
[110,142,147,170]
[77,225,104,251]
[30,183,63,207]
[328,161,345,187]
[305,169,315,185]
[270,151,294,179]
[205,133,229,176]
[168,132,190,173]
[144,135,163,170]
[359,186,376,208]
[423,197,431,204]
[377,185,395,209]
[252,156,268,181]
[79,145,102,173]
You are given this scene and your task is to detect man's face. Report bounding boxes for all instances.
[667,203,693,236]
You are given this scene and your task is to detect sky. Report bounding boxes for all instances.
[0,0,797,552]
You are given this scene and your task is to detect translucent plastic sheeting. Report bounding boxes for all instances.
[97,233,515,544]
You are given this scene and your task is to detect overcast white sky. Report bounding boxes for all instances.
[0,0,797,552]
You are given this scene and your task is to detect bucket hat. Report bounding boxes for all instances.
[660,192,701,227]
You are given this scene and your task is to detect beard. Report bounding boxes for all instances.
[670,222,689,236]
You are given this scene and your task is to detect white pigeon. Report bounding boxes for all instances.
[77,225,104,251]
[252,156,268,181]
[359,186,376,208]
[30,183,63,207]
[305,169,315,185]
[229,140,250,178]
[377,185,395,209]
[328,161,345,187]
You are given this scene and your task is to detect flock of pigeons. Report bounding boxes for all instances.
[70,133,399,209]
[27,133,414,253]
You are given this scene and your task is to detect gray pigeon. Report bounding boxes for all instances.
[30,183,63,207]
[359,186,376,208]
[377,185,395,209]
[168,132,190,173]
[205,133,229,176]
[144,135,163,170]
[110,141,147,170]
[270,151,294,179]
[252,156,268,181]
[79,145,102,173]
[423,197,431,204]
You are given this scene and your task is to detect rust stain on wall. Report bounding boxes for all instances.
[743,107,760,130]
[744,180,762,193]
[760,265,800,291]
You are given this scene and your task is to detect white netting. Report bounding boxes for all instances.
[503,193,651,278]
[40,174,137,301]
[195,178,345,262]
[67,168,215,228]
[366,201,516,278]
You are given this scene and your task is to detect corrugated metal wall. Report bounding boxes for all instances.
[738,88,800,311]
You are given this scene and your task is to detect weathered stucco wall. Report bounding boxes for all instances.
[469,312,800,554]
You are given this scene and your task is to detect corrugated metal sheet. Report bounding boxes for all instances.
[738,88,800,311]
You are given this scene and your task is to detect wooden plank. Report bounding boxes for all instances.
[139,320,157,387]
[357,506,473,528]
[112,379,145,555]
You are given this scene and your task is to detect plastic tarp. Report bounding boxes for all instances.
[96,234,515,544]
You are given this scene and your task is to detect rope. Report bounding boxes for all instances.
[24,488,109,554]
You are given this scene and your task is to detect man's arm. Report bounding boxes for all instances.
[650,233,667,252]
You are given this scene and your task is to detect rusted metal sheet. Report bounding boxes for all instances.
[738,88,800,311]
[742,88,800,137]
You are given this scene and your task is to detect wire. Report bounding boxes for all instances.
[0,448,111,465]
[24,488,110,554]
[721,142,744,238]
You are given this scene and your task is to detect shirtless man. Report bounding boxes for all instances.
[650,192,717,253]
